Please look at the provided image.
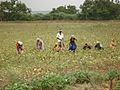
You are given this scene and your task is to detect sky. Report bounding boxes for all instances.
[18,0,85,11]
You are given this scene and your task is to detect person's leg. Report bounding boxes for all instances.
[59,42,62,49]
[73,49,75,52]
[17,48,20,54]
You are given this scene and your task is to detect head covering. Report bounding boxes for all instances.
[112,39,115,42]
[97,41,100,43]
[71,35,75,38]
[37,38,40,41]
[59,29,62,33]
[18,41,23,45]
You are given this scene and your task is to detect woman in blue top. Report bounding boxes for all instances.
[69,35,77,52]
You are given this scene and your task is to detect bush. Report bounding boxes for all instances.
[4,70,120,90]
[4,81,32,90]
[31,73,67,90]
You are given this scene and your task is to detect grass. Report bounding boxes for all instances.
[0,21,120,89]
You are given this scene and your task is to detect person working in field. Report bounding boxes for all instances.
[56,30,64,50]
[36,38,44,50]
[83,43,92,50]
[95,41,104,50]
[69,35,77,52]
[109,39,117,49]
[53,43,60,52]
[16,41,24,54]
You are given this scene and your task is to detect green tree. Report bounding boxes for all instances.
[79,0,94,19]
[67,5,78,14]
[0,0,31,21]
[50,5,78,14]
[50,6,67,13]
[79,0,120,20]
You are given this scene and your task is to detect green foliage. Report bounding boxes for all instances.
[0,0,31,21]
[105,70,119,80]
[4,81,32,90]
[79,0,120,20]
[1,0,120,20]
[31,12,78,20]
[5,70,119,90]
[31,73,67,90]
[115,80,120,90]
[50,5,78,14]
[64,73,77,85]
[74,71,91,84]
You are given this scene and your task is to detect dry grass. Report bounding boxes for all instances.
[0,21,120,89]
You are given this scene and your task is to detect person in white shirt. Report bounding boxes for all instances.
[56,30,64,49]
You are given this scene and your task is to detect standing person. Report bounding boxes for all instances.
[69,35,77,52]
[36,38,44,50]
[16,41,24,54]
[56,30,64,50]
[109,39,117,49]
[95,41,103,50]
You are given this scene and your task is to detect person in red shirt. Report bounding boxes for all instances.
[16,41,24,54]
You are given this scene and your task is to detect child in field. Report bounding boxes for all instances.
[36,38,44,50]
[69,35,77,52]
[109,39,117,49]
[16,41,24,54]
[95,41,104,50]
[83,43,92,50]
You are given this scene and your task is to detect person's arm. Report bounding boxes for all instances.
[57,37,62,40]
[57,33,60,40]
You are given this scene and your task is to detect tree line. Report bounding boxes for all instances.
[0,0,120,21]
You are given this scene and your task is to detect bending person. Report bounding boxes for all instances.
[36,38,44,50]
[16,41,24,54]
[69,35,77,52]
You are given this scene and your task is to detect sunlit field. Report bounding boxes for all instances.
[0,21,120,89]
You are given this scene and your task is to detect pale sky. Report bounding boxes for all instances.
[19,0,85,11]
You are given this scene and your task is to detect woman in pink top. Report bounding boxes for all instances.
[36,38,44,50]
